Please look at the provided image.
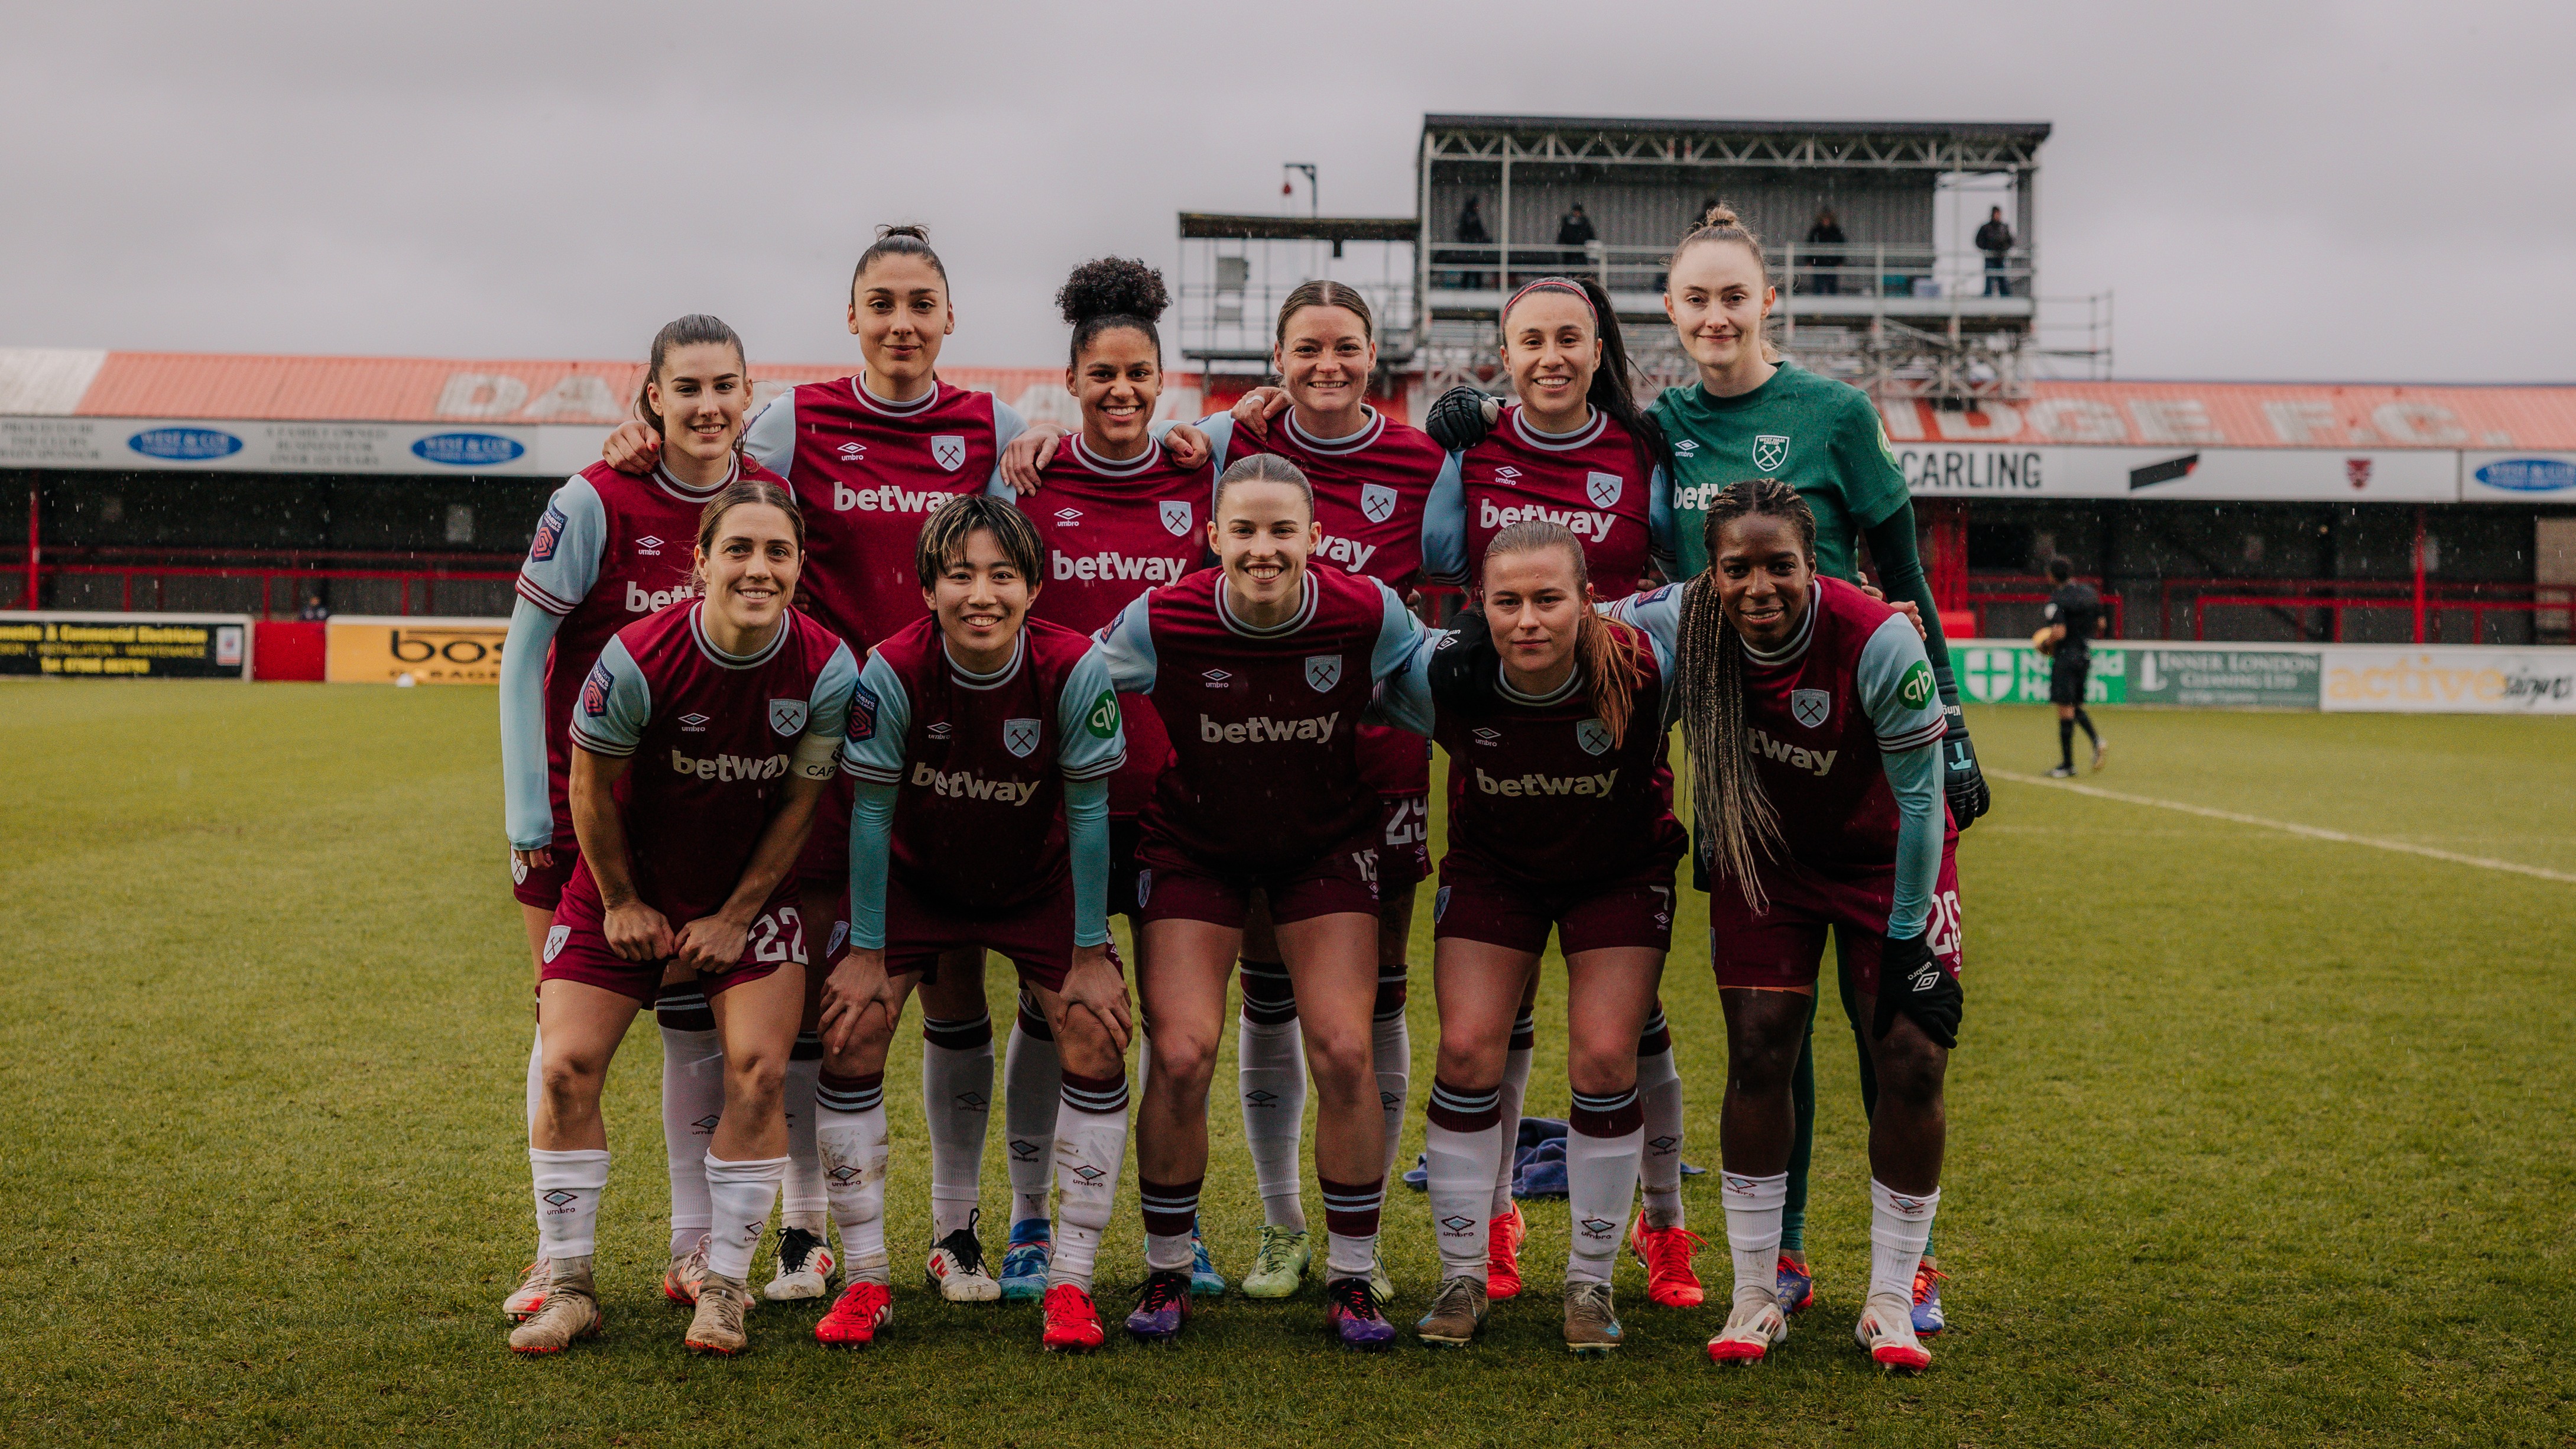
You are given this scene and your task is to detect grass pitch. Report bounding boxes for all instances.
[3,683,2572,1446]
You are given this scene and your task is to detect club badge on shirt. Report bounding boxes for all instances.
[1160,500,1193,537]
[1752,435,1792,472]
[1585,472,1623,508]
[1790,689,1831,730]
[930,435,966,471]
[1360,484,1397,524]
[1575,718,1613,755]
[1003,718,1041,758]
[770,698,809,736]
[1305,654,1343,692]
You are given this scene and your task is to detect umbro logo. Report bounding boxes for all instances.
[838,441,866,458]
[927,722,952,738]
[954,1091,988,1110]
[1439,1215,1476,1235]
[636,535,664,553]
[1647,1134,1678,1155]
[1009,1140,1040,1161]
[1472,727,1500,746]
[541,1189,578,1208]
[1493,466,1522,480]
[1379,1090,1400,1108]
[1673,439,1699,456]
[679,712,710,731]
[1053,508,1082,525]
[693,1114,721,1133]
[1069,1165,1105,1184]
[1579,1217,1618,1236]
[1202,669,1231,688]
[1244,1089,1279,1108]
[828,1165,859,1186]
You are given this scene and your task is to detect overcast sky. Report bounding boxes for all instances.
[5,1,2569,383]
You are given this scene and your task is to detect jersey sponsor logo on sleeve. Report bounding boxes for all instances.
[530,503,566,562]
[1898,661,1936,710]
[1575,718,1613,755]
[930,435,966,471]
[1790,689,1832,730]
[1358,483,1398,524]
[1083,689,1120,740]
[1304,654,1343,692]
[770,699,809,736]
[1160,500,1193,537]
[849,680,878,741]
[580,660,613,717]
[1585,471,1624,508]
[1751,434,1792,472]
[1003,717,1041,758]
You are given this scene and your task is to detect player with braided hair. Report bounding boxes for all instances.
[1608,480,1962,1373]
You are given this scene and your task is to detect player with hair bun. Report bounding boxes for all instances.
[600,224,1036,1306]
[508,478,858,1357]
[993,257,1224,1303]
[1608,480,1962,1373]
[809,494,1132,1353]
[1388,520,1686,1354]
[500,316,804,1322]
[1419,275,1705,1309]
[1093,453,1430,1350]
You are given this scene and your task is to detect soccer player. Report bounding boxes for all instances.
[1390,521,1685,1353]
[807,495,1131,1353]
[1092,453,1430,1349]
[508,479,858,1357]
[602,225,1032,1302]
[499,315,778,1321]
[1428,208,1985,1328]
[2039,557,2108,777]
[1611,480,1962,1373]
[1418,275,1703,1310]
[1001,257,1220,1301]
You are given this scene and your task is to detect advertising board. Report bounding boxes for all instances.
[0,611,249,678]
[324,615,511,684]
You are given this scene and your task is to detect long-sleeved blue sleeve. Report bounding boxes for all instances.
[846,780,898,951]
[1422,452,1468,585]
[1065,776,1111,948]
[499,597,562,850]
[1857,612,1949,935]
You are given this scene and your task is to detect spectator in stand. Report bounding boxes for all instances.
[297,592,330,621]
[1976,208,2016,297]
[1554,203,1597,274]
[1805,208,1848,296]
[1455,196,1492,290]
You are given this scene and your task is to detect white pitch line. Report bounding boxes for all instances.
[1988,768,2576,885]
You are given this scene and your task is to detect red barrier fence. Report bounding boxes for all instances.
[4,546,520,618]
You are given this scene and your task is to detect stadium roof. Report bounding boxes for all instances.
[5,348,2576,452]
[1423,115,2053,142]
[1179,213,1419,243]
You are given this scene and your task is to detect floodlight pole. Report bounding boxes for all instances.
[1284,163,1318,218]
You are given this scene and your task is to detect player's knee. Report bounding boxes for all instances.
[724,1046,789,1107]
[1053,1012,1122,1079]
[537,1053,606,1114]
[1872,1027,1947,1104]
[1565,1043,1639,1101]
[1433,1033,1504,1091]
[1145,1030,1219,1095]
[1300,1023,1373,1085]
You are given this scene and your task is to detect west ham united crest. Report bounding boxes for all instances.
[1752,434,1791,472]
[1575,718,1613,755]
[770,698,809,736]
[1160,499,1193,537]
[1359,483,1397,524]
[930,434,966,471]
[1585,471,1623,508]
[1790,688,1831,729]
[1305,654,1343,692]
[1003,717,1042,758]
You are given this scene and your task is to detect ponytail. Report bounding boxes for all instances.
[1500,276,1672,482]
[637,313,748,446]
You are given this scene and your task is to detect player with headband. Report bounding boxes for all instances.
[1610,479,1962,1373]
[1430,205,1985,1331]
[997,257,1223,1302]
[1092,453,1430,1350]
[508,477,857,1357]
[1387,520,1686,1354]
[1418,274,1704,1310]
[601,225,1034,1305]
[500,316,799,1322]
[809,494,1130,1353]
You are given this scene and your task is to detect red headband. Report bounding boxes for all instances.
[1502,277,1596,325]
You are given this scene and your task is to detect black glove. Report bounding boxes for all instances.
[1427,605,1502,714]
[1941,706,1990,829]
[1870,929,1961,1049]
[1425,386,1501,453]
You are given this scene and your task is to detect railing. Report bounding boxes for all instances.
[5,546,521,618]
[1960,575,2125,641]
[2191,595,2553,645]
[1422,242,2034,304]
[2151,576,2554,642]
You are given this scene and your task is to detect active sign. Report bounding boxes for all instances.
[0,611,249,678]
[324,615,510,685]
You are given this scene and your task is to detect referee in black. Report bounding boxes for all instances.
[2039,557,2107,777]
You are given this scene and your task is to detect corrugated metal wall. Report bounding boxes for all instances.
[1428,163,1936,252]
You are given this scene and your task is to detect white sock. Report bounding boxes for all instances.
[529,1147,610,1260]
[1003,1002,1062,1228]
[1636,1014,1685,1230]
[1565,1087,1643,1285]
[920,1015,994,1239]
[1238,1011,1309,1233]
[1868,1180,1941,1307]
[815,1073,892,1283]
[1490,1012,1535,1217]
[658,1023,725,1257]
[1423,1078,1503,1283]
[1372,999,1411,1183]
[1721,1169,1790,1307]
[780,1040,826,1234]
[1047,1069,1131,1292]
[703,1153,787,1282]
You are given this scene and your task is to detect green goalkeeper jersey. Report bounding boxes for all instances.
[1649,361,1910,584]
